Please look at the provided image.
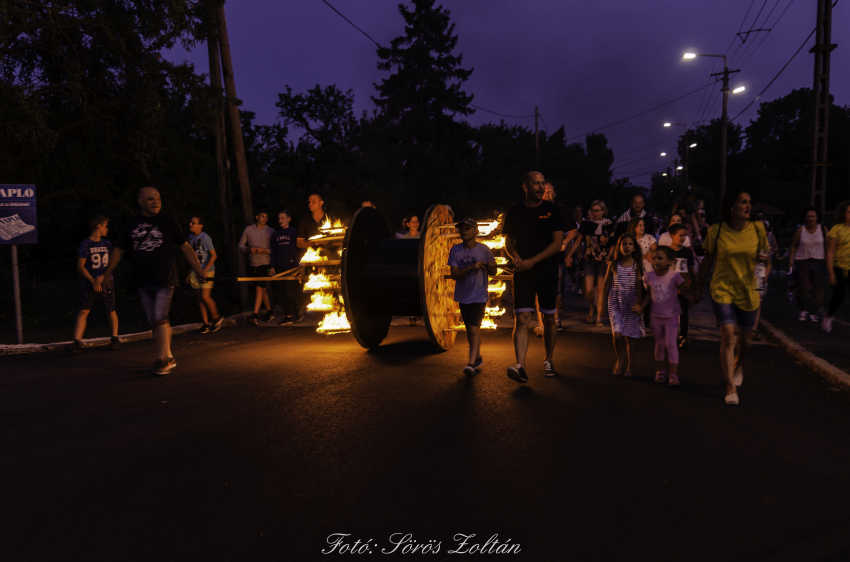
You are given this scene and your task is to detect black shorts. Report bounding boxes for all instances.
[80,284,116,312]
[513,271,558,314]
[249,265,271,289]
[459,302,486,328]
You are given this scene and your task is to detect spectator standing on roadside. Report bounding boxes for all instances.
[823,201,850,332]
[239,208,275,326]
[102,187,207,375]
[66,216,121,354]
[503,172,568,383]
[695,189,769,405]
[402,215,421,238]
[271,210,303,325]
[297,194,333,248]
[187,216,223,334]
[788,207,827,323]
[566,200,615,326]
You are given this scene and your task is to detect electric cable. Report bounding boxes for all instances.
[738,0,796,69]
[321,0,382,47]
[564,83,712,142]
[612,149,676,171]
[539,114,551,135]
[469,104,535,118]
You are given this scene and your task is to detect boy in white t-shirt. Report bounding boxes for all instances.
[448,218,497,376]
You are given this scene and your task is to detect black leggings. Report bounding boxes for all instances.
[828,267,850,316]
[677,295,689,339]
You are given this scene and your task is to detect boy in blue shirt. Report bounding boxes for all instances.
[448,218,497,375]
[270,210,303,324]
[66,216,120,354]
[187,216,222,333]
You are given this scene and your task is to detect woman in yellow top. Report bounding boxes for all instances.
[823,200,850,332]
[695,190,769,405]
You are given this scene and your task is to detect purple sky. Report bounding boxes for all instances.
[169,1,848,188]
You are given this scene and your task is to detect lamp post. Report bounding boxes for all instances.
[684,53,744,202]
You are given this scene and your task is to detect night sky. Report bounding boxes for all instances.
[168,1,848,188]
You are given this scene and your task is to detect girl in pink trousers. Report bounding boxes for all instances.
[642,246,694,386]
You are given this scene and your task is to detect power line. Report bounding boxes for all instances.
[321,0,382,47]
[726,0,757,55]
[730,20,821,122]
[469,104,535,119]
[565,83,713,142]
[738,0,796,69]
[615,139,674,158]
[612,149,676,171]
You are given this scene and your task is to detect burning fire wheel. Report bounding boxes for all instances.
[341,204,458,351]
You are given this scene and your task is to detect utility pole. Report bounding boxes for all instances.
[217,6,254,227]
[534,106,539,155]
[208,11,244,313]
[810,0,836,218]
[687,53,741,203]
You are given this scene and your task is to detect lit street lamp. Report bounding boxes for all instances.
[684,52,744,201]
[663,121,691,187]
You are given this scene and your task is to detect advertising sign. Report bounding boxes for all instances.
[0,184,37,244]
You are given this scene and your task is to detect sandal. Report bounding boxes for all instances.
[586,313,594,323]
[623,371,635,379]
[668,374,680,386]
[595,320,604,327]
[654,371,666,383]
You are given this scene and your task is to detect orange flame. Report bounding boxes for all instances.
[317,311,351,334]
[487,280,506,296]
[304,273,337,291]
[481,236,505,250]
[306,291,335,311]
[485,306,506,317]
[300,247,328,265]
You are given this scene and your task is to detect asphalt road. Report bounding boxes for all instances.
[2,323,849,561]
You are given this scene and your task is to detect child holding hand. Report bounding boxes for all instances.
[642,246,695,387]
[604,234,645,378]
[449,218,498,376]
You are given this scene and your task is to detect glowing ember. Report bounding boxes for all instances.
[485,306,506,317]
[487,280,506,296]
[318,217,345,236]
[300,247,328,265]
[481,235,505,250]
[477,221,499,237]
[306,291,335,311]
[317,311,351,334]
[304,273,336,291]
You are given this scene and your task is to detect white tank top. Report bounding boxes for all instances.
[795,225,825,260]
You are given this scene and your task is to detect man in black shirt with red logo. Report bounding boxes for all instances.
[503,171,571,383]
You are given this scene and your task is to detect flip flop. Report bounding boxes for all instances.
[586,313,594,323]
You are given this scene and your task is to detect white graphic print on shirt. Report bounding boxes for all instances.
[131,223,164,252]
[651,277,674,305]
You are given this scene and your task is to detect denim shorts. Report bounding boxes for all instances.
[711,299,759,331]
[138,286,175,325]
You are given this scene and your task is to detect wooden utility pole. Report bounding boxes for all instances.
[809,0,836,218]
[534,106,539,155]
[216,6,254,226]
[207,13,244,313]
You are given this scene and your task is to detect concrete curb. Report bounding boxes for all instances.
[759,318,850,392]
[0,312,253,356]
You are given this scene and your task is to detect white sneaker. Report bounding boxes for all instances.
[810,314,820,323]
[798,311,809,321]
[822,315,834,333]
[725,393,739,405]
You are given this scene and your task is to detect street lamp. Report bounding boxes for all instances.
[684,52,743,201]
[690,143,697,148]
[660,152,667,156]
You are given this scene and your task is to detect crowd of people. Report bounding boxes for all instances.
[64,177,847,404]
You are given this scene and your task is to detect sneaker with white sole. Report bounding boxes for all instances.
[543,360,556,377]
[725,393,739,405]
[210,317,224,332]
[154,357,177,376]
[809,314,819,323]
[463,364,476,376]
[507,364,528,383]
[822,315,834,333]
[798,311,809,321]
[472,356,483,370]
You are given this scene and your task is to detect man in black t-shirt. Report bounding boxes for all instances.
[296,193,332,249]
[103,186,207,375]
[503,172,570,383]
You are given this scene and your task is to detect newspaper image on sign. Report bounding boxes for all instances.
[0,185,37,244]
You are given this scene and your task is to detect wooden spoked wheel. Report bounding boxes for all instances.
[419,204,457,351]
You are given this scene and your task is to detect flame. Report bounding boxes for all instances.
[304,273,337,291]
[477,221,499,237]
[318,217,345,236]
[495,257,508,264]
[317,311,351,334]
[337,248,343,257]
[481,236,505,250]
[306,291,335,312]
[487,280,506,296]
[485,306,506,317]
[481,317,498,329]
[300,247,328,265]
